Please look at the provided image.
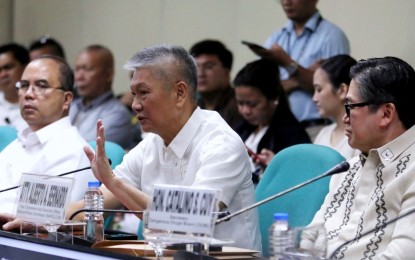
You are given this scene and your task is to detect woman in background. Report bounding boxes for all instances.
[233,59,310,183]
[312,54,359,159]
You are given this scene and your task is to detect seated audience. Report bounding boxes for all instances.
[189,39,242,129]
[313,54,359,159]
[0,43,29,131]
[70,45,137,150]
[64,45,260,250]
[307,57,415,258]
[233,59,310,183]
[0,55,95,214]
[28,35,66,60]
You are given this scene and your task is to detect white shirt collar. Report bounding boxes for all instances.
[167,107,202,159]
[18,117,72,147]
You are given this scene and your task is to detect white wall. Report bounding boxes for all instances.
[4,0,415,94]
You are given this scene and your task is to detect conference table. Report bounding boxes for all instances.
[0,230,263,259]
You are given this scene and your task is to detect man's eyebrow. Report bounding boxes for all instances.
[34,79,50,85]
[0,63,15,70]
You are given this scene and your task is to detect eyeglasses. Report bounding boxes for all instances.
[15,80,65,96]
[344,101,371,117]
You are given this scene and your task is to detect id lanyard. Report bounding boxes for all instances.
[284,15,323,63]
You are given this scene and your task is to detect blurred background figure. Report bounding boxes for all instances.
[190,39,242,129]
[233,59,310,183]
[313,54,359,159]
[247,0,349,140]
[0,43,29,131]
[28,35,66,60]
[70,44,137,150]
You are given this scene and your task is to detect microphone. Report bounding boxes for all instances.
[69,209,229,221]
[68,208,143,221]
[329,207,415,258]
[0,159,112,193]
[215,161,350,224]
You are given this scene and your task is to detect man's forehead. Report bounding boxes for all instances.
[195,54,220,63]
[0,52,18,64]
[23,59,59,80]
[345,80,361,100]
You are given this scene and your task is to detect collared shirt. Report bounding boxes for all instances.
[264,11,350,121]
[69,91,135,149]
[0,98,28,131]
[113,107,262,251]
[308,125,415,259]
[0,117,95,214]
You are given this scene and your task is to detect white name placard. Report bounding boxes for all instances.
[148,185,218,236]
[15,173,74,224]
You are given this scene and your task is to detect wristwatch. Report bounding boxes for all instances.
[285,61,299,77]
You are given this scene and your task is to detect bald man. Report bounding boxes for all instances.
[70,45,137,149]
[0,55,95,214]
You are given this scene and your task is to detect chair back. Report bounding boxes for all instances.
[88,141,125,169]
[0,126,18,152]
[255,144,345,257]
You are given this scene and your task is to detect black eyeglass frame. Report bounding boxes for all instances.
[344,101,371,117]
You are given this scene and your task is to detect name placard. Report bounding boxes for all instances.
[15,173,74,224]
[148,185,218,236]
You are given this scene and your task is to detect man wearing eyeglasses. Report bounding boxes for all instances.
[305,57,415,258]
[0,56,95,215]
[0,43,29,131]
[189,40,242,129]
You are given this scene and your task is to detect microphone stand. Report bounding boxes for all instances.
[68,208,144,221]
[0,159,112,193]
[216,161,350,224]
[0,166,91,193]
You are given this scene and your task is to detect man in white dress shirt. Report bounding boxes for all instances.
[0,43,29,131]
[0,56,95,220]
[65,45,261,250]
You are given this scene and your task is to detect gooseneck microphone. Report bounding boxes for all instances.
[0,159,112,193]
[329,207,415,258]
[0,166,91,193]
[68,208,144,221]
[215,161,350,224]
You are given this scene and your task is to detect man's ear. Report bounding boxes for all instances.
[379,103,396,127]
[175,81,188,106]
[63,91,74,110]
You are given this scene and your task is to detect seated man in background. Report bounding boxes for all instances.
[307,57,415,258]
[70,45,137,150]
[0,43,29,131]
[0,55,95,215]
[64,45,261,250]
[189,39,242,129]
[28,35,66,61]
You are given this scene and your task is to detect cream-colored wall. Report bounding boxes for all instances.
[4,0,415,95]
[0,0,12,41]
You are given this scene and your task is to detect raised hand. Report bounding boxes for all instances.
[83,119,115,186]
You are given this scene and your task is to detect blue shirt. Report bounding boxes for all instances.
[264,11,350,121]
[69,91,136,149]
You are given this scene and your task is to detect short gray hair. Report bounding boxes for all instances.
[124,44,198,102]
